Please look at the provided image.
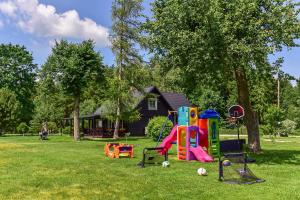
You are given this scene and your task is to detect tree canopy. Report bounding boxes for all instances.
[0,88,21,134]
[144,0,300,152]
[0,44,37,123]
[110,0,144,138]
[43,40,105,140]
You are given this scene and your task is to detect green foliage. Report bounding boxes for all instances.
[62,127,71,135]
[109,0,145,137]
[48,122,58,134]
[100,99,141,123]
[33,66,72,127]
[80,99,99,116]
[0,44,37,123]
[191,88,226,117]
[287,104,300,128]
[145,116,173,141]
[145,0,300,150]
[281,119,297,136]
[147,62,185,93]
[16,122,29,135]
[43,39,105,140]
[264,105,285,137]
[46,40,105,98]
[0,88,21,134]
[260,124,273,137]
[265,105,285,126]
[28,120,41,135]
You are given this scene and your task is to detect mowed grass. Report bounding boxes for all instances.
[0,135,299,200]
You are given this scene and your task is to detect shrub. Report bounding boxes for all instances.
[17,122,29,135]
[292,129,300,136]
[260,124,273,137]
[146,116,173,141]
[62,127,71,135]
[28,120,41,135]
[48,122,58,134]
[263,105,285,137]
[281,119,297,136]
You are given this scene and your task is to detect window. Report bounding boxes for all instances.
[98,120,103,128]
[148,98,157,110]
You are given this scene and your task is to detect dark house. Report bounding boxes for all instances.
[128,86,191,135]
[64,86,190,137]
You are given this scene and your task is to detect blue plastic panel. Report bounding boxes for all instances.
[178,106,189,126]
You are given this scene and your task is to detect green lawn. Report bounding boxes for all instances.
[0,135,299,200]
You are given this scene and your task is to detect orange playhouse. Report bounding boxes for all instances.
[104,143,134,158]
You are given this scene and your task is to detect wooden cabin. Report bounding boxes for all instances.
[64,86,190,137]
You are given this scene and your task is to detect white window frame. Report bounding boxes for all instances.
[148,98,158,110]
[98,120,103,128]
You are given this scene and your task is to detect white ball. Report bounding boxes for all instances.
[197,168,207,176]
[162,161,170,168]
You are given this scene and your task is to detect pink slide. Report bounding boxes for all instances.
[190,146,213,162]
[159,125,178,154]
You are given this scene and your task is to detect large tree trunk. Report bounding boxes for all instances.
[73,96,80,141]
[234,65,261,153]
[113,97,120,139]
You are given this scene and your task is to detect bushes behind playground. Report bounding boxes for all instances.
[146,116,173,141]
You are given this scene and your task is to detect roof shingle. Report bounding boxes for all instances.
[160,92,191,110]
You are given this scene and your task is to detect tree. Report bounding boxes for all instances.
[0,88,21,135]
[44,40,105,141]
[0,44,37,123]
[17,122,29,136]
[110,0,144,138]
[264,105,285,137]
[145,0,300,152]
[33,65,72,133]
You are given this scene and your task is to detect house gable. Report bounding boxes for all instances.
[127,86,190,136]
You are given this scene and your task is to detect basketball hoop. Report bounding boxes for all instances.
[228,105,244,119]
[228,117,237,125]
[228,105,244,140]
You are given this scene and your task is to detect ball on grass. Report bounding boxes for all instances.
[162,161,170,168]
[223,160,231,167]
[197,168,207,176]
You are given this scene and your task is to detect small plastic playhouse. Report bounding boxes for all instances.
[160,107,220,162]
[104,143,134,158]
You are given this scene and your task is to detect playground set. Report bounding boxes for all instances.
[138,105,264,184]
[138,107,220,167]
[102,103,264,184]
[159,106,221,163]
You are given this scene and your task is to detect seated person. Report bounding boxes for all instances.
[39,128,48,140]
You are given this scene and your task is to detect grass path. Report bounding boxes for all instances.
[0,135,299,200]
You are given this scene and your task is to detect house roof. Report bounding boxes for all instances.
[135,86,191,111]
[66,86,191,120]
[160,92,191,110]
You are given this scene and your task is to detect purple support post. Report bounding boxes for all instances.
[186,126,190,160]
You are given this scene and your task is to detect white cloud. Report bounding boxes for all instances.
[0,0,110,47]
[0,1,17,17]
[48,39,56,47]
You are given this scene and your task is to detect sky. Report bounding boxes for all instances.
[0,0,299,78]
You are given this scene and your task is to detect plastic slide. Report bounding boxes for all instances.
[190,146,213,162]
[159,125,178,154]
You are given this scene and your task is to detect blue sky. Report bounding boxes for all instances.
[0,0,299,78]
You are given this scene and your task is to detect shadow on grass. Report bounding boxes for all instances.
[254,149,300,165]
